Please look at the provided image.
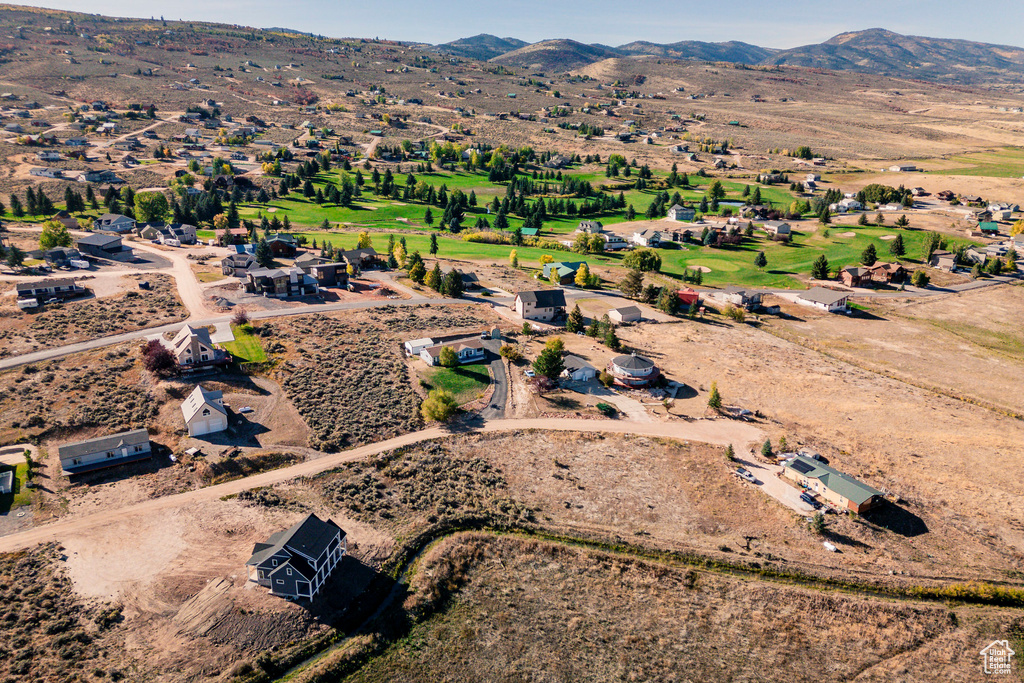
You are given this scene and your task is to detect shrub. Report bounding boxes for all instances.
[421,390,458,422]
[231,307,250,326]
[141,339,176,376]
[499,345,522,362]
[723,305,746,323]
[598,370,614,387]
[911,270,930,287]
[707,382,722,412]
[596,402,617,417]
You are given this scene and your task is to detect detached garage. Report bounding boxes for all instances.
[181,385,228,437]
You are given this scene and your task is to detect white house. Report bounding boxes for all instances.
[763,221,791,240]
[888,164,917,172]
[404,338,434,357]
[514,290,567,322]
[602,234,629,250]
[563,355,597,382]
[419,338,486,366]
[631,229,662,248]
[666,204,695,222]
[796,287,850,313]
[181,385,228,436]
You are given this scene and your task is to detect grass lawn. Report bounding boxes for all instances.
[301,221,957,289]
[927,147,1024,177]
[420,363,491,405]
[0,463,30,514]
[221,324,267,363]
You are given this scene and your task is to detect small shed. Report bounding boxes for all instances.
[608,306,642,324]
[563,355,597,382]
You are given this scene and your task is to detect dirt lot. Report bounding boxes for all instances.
[0,273,187,357]
[55,496,392,682]
[762,283,1024,416]
[603,305,1024,576]
[339,533,1021,683]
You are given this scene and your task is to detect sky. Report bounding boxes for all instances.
[9,0,1024,49]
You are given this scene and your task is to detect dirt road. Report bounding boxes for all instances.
[0,417,763,552]
[127,241,214,319]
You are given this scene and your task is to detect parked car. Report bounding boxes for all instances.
[524,369,535,378]
[238,406,254,414]
[734,467,756,483]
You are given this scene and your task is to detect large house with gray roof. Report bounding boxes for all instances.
[57,428,152,475]
[170,325,229,371]
[513,289,567,322]
[246,513,347,600]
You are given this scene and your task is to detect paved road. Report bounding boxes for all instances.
[479,338,507,420]
[0,417,764,553]
[0,295,464,370]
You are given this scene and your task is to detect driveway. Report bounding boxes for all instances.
[733,456,817,515]
[566,379,652,422]
[479,338,507,419]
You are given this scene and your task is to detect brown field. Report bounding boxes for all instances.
[335,533,1019,683]
[0,273,186,358]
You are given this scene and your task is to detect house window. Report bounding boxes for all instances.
[286,568,292,576]
[134,445,143,452]
[272,559,278,566]
[202,408,210,416]
[201,354,208,362]
[106,451,116,458]
[275,579,284,585]
[72,458,81,465]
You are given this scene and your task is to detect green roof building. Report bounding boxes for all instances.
[782,455,884,513]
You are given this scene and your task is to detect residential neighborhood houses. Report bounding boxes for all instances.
[246,513,347,601]
[57,428,152,475]
[514,289,567,322]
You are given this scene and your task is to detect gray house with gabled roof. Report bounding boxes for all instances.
[246,513,347,600]
[57,428,152,475]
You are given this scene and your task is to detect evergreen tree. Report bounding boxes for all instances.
[707,382,722,412]
[423,207,434,227]
[425,263,443,291]
[657,287,680,315]
[620,268,644,298]
[811,254,830,280]
[566,304,584,333]
[441,268,464,298]
[255,238,272,267]
[754,251,767,269]
[888,234,906,258]
[429,233,438,255]
[861,243,877,266]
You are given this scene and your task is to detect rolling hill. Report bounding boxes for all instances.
[616,40,776,64]
[764,28,1024,83]
[437,34,529,61]
[435,28,1024,84]
[487,39,622,72]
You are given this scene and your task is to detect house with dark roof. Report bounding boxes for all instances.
[181,385,228,436]
[246,513,347,600]
[57,428,152,475]
[782,455,883,514]
[339,247,378,269]
[607,353,659,388]
[440,266,480,289]
[563,355,597,382]
[266,233,298,257]
[301,259,349,288]
[76,233,134,261]
[96,213,137,233]
[14,278,86,301]
[514,289,567,322]
[222,251,256,276]
[838,266,873,288]
[867,262,908,284]
[246,267,319,298]
[43,246,84,268]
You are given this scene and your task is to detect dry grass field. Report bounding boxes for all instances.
[341,533,1019,683]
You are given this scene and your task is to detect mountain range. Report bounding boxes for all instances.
[436,29,1024,85]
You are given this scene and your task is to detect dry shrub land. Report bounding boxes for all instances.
[271,306,492,451]
[297,534,1023,683]
[0,275,187,358]
[0,344,158,447]
[0,544,131,683]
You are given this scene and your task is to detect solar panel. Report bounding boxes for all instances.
[790,459,814,474]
